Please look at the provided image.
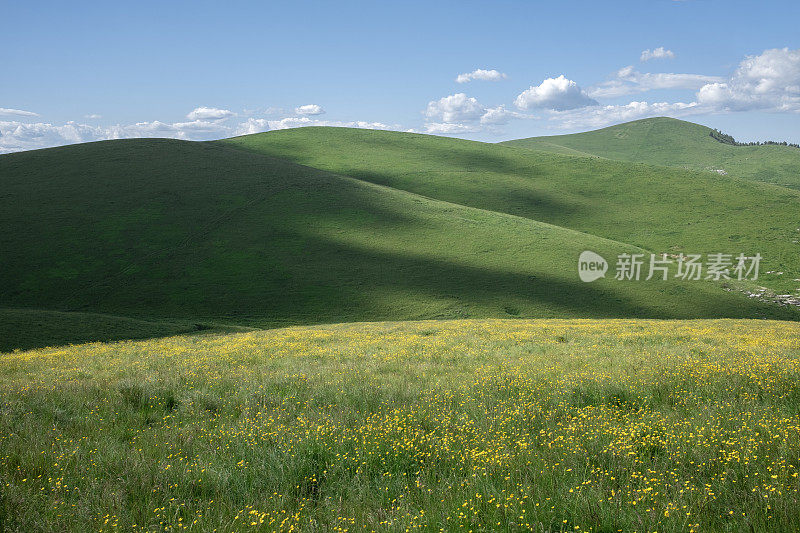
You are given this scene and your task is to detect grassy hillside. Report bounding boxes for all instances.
[2,128,798,350]
[221,127,800,295]
[5,138,791,350]
[0,309,207,353]
[501,117,800,190]
[3,319,800,531]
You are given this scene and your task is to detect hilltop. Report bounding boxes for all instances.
[500,117,800,189]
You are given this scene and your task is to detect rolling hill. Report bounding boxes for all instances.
[500,117,800,190]
[220,126,800,295]
[1,125,798,351]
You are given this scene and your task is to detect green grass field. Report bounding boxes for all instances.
[1,120,799,350]
[501,117,800,190]
[2,319,800,531]
[221,125,800,295]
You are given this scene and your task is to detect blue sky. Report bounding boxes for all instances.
[1,0,799,152]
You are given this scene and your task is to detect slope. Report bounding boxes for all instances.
[0,309,207,352]
[220,127,800,295]
[500,117,800,190]
[1,138,794,350]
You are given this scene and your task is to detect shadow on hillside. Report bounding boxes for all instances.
[58,227,798,330]
[3,223,796,352]
[257,231,795,322]
[0,308,234,353]
[3,135,797,352]
[221,133,587,222]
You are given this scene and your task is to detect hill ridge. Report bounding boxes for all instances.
[500,117,800,190]
[2,127,798,350]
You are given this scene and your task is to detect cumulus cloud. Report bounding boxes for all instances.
[696,47,800,112]
[8,47,798,151]
[294,104,325,115]
[234,118,271,136]
[1,122,71,152]
[640,47,675,62]
[0,121,110,154]
[455,69,508,83]
[514,75,598,111]
[589,66,723,98]
[84,114,102,119]
[545,47,800,129]
[422,94,531,134]
[186,106,235,120]
[425,93,485,123]
[0,107,39,117]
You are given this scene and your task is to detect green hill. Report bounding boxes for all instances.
[221,127,800,295]
[500,117,800,190]
[1,135,796,350]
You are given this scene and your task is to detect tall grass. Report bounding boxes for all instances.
[2,318,800,531]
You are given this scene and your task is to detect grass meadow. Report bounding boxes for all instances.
[502,117,800,190]
[2,319,800,532]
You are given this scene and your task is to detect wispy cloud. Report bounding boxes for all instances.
[455,69,508,83]
[640,47,675,62]
[549,101,699,129]
[589,66,723,98]
[0,107,39,118]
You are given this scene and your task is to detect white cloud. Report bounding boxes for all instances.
[696,47,800,112]
[8,47,797,152]
[0,107,39,117]
[0,118,236,154]
[106,119,233,139]
[0,121,104,153]
[589,66,723,98]
[186,106,235,120]
[514,75,598,111]
[0,115,401,153]
[294,104,325,115]
[479,105,530,125]
[425,93,485,123]
[640,47,675,62]
[267,117,392,130]
[234,118,271,136]
[547,47,800,129]
[550,101,699,129]
[84,114,102,119]
[455,69,508,83]
[422,94,531,134]
[423,122,483,134]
